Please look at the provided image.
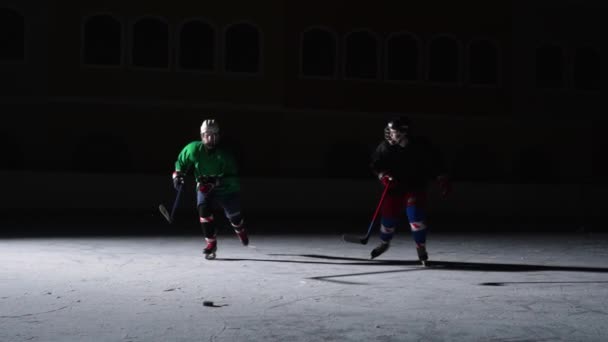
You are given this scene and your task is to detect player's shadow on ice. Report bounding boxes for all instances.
[216,253,608,285]
[296,254,608,284]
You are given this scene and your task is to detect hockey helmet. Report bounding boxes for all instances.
[384,117,410,145]
[200,119,220,148]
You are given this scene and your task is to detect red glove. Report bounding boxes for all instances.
[199,183,215,194]
[437,175,451,198]
[379,174,393,187]
[198,176,219,194]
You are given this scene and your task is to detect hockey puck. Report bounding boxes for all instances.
[203,301,214,307]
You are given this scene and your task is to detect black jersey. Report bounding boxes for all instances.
[370,136,446,192]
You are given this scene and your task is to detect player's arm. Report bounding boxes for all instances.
[370,142,393,185]
[172,142,196,190]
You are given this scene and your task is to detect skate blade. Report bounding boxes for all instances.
[370,252,384,260]
[204,252,216,260]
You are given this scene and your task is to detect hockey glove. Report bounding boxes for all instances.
[172,171,185,190]
[379,174,393,187]
[197,176,220,194]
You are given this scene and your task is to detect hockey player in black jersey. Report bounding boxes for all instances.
[369,117,451,265]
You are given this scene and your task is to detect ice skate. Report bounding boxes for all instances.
[370,241,390,259]
[234,228,249,246]
[203,239,217,260]
[416,244,428,266]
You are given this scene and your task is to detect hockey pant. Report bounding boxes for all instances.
[379,192,427,245]
[197,191,244,239]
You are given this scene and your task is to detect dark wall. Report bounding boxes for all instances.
[0,100,602,185]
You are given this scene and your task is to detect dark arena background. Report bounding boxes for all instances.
[1,1,607,341]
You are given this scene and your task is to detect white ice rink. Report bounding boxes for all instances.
[2,233,608,341]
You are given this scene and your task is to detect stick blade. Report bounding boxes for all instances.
[342,234,368,245]
[158,204,172,224]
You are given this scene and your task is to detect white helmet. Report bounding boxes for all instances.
[200,119,220,148]
[200,119,220,134]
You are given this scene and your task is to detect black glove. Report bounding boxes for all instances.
[172,171,185,190]
[197,176,220,194]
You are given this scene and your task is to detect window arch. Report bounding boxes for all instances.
[535,44,564,89]
[300,26,337,78]
[131,16,169,69]
[178,19,216,72]
[344,29,379,80]
[573,46,601,91]
[468,39,498,86]
[82,14,122,66]
[0,8,25,62]
[224,22,261,73]
[386,32,420,82]
[428,35,461,83]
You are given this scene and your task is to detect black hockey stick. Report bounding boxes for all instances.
[159,183,184,224]
[342,181,391,245]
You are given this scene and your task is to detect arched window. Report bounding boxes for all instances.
[429,35,460,83]
[83,14,122,66]
[0,8,25,62]
[573,46,601,91]
[178,19,215,71]
[132,17,169,69]
[301,27,337,78]
[386,32,419,81]
[468,40,498,85]
[344,30,379,80]
[224,22,260,73]
[535,44,564,88]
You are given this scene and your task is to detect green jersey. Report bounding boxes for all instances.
[175,141,240,194]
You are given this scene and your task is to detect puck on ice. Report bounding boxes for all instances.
[203,301,214,307]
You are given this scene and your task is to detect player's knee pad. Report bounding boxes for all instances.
[380,224,395,234]
[230,218,244,229]
[380,216,399,229]
[199,215,214,224]
[197,208,216,238]
[197,204,213,218]
[379,224,396,242]
[226,212,243,228]
[406,205,425,223]
[409,221,427,232]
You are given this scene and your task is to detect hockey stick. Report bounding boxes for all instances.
[159,183,184,224]
[342,181,391,245]
[159,156,196,224]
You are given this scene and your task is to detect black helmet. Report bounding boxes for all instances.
[386,117,410,133]
[384,117,410,143]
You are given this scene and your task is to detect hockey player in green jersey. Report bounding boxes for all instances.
[172,119,248,259]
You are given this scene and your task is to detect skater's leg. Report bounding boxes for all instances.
[405,193,428,262]
[218,192,248,246]
[371,194,401,259]
[197,192,217,258]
